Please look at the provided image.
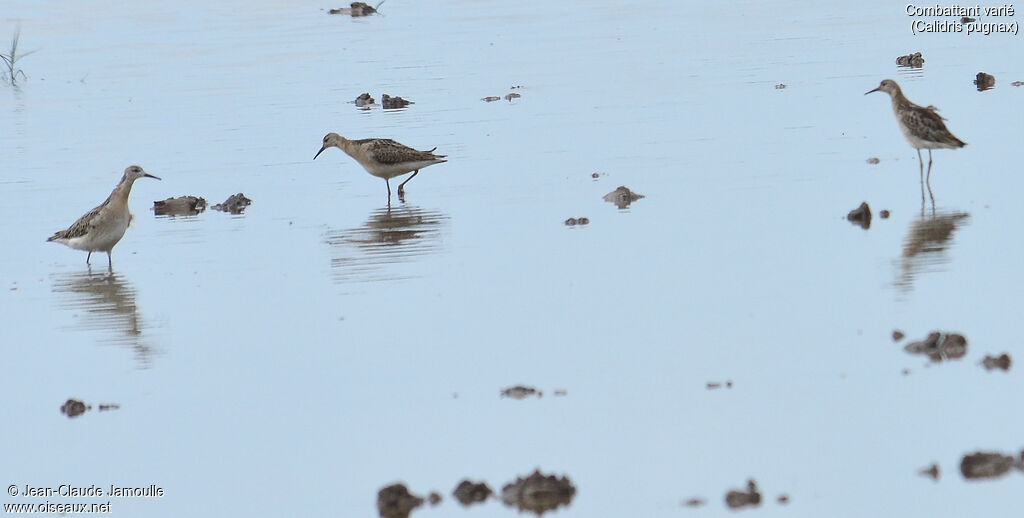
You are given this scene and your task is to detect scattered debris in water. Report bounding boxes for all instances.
[1012,81,1024,87]
[427,492,442,506]
[774,83,786,89]
[501,385,542,399]
[501,469,576,515]
[776,494,790,504]
[896,52,924,67]
[453,480,492,506]
[481,96,501,102]
[591,172,601,179]
[724,479,761,509]
[960,451,1024,480]
[564,217,590,226]
[354,92,375,107]
[60,398,89,418]
[98,403,121,412]
[880,209,890,219]
[682,497,705,507]
[553,389,568,396]
[892,330,905,342]
[961,16,976,23]
[603,185,645,209]
[382,94,413,109]
[846,201,871,229]
[918,462,940,481]
[377,483,424,518]
[706,380,733,390]
[974,72,995,91]
[904,331,968,362]
[505,92,521,102]
[153,195,206,216]
[211,193,252,214]
[330,1,379,16]
[866,157,880,164]
[981,353,1012,371]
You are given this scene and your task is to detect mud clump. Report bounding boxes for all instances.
[603,186,645,209]
[724,479,761,509]
[453,480,492,506]
[774,83,786,89]
[154,195,206,216]
[382,94,413,109]
[896,52,924,67]
[981,353,1012,371]
[330,2,378,16]
[880,209,890,219]
[481,96,501,102]
[505,92,521,102]
[706,380,733,390]
[501,470,576,514]
[904,331,967,362]
[211,193,252,214]
[682,497,705,507]
[961,16,976,23]
[974,72,995,91]
[60,398,89,418]
[918,462,940,481]
[960,451,1024,480]
[377,483,424,518]
[354,92,375,107]
[501,385,542,399]
[866,157,880,164]
[892,329,905,342]
[564,217,589,226]
[847,201,871,229]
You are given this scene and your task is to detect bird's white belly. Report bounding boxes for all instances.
[67,214,130,251]
[362,160,438,179]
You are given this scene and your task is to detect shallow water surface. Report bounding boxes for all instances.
[2,1,1024,517]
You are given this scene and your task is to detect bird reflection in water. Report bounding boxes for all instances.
[897,210,969,291]
[51,271,154,367]
[324,204,448,283]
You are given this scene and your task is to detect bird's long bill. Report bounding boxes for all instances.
[313,145,328,160]
[864,87,881,95]
[144,173,162,180]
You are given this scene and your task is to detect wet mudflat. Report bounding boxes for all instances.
[2,1,1024,517]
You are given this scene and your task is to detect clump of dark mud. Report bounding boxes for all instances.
[847,202,871,229]
[1012,81,1024,87]
[154,195,207,216]
[774,83,786,89]
[382,94,413,109]
[724,479,761,509]
[211,193,252,214]
[866,157,880,164]
[603,186,645,209]
[564,217,589,226]
[960,450,1024,480]
[896,52,924,67]
[330,2,378,16]
[981,353,1012,371]
[892,329,905,341]
[501,469,576,514]
[918,462,940,481]
[377,483,424,518]
[682,497,705,507]
[974,72,995,91]
[426,492,441,505]
[453,480,492,506]
[501,385,542,399]
[880,209,891,219]
[354,92,376,107]
[505,93,521,101]
[776,494,790,504]
[706,380,733,390]
[961,16,976,23]
[481,96,501,102]
[60,398,90,418]
[904,331,967,362]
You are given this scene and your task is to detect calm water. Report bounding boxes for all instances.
[3,1,1023,516]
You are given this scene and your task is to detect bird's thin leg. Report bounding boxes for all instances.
[917,149,925,207]
[107,252,113,270]
[86,251,92,266]
[397,170,419,196]
[385,178,392,197]
[926,149,933,184]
